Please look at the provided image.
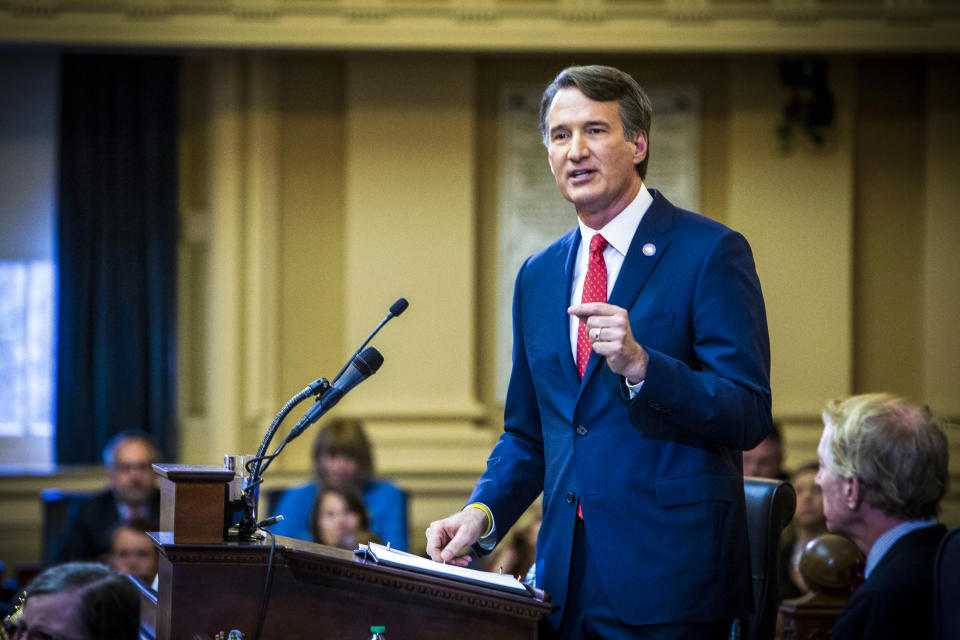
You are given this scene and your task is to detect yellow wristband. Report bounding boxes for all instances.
[464,502,494,538]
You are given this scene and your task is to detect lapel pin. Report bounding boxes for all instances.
[642,243,656,256]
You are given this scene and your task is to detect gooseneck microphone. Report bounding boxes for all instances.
[331,297,408,384]
[285,346,384,444]
[246,297,411,488]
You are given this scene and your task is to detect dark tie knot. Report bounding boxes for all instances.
[590,234,608,255]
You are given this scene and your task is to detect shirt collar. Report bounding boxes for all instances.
[865,519,939,578]
[577,184,652,257]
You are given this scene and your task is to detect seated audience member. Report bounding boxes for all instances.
[743,421,788,480]
[815,393,949,640]
[271,418,408,550]
[310,485,381,550]
[2,562,140,640]
[483,510,541,580]
[779,461,828,600]
[104,518,159,584]
[55,431,162,562]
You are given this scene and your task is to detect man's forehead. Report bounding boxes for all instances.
[547,88,619,122]
[115,530,152,548]
[115,439,152,460]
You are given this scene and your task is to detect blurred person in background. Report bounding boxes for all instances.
[743,422,787,480]
[310,485,380,550]
[271,418,408,550]
[104,518,159,585]
[54,431,161,562]
[779,461,828,600]
[483,509,542,581]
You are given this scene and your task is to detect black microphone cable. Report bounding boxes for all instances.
[250,377,330,481]
[251,528,277,640]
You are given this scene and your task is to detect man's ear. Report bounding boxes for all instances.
[845,476,863,510]
[633,131,648,164]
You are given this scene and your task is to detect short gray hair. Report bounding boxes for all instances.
[821,393,949,521]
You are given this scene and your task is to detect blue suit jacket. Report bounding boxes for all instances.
[468,191,771,627]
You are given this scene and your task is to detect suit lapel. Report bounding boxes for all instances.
[580,191,675,388]
[554,229,583,396]
[608,190,674,311]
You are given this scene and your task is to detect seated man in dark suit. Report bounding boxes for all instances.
[54,431,162,562]
[815,393,949,640]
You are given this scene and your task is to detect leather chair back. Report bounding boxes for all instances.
[40,488,93,563]
[741,477,796,640]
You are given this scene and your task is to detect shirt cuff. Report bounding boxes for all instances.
[625,376,645,398]
[464,502,497,550]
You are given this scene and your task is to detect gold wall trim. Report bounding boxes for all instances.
[2,1,959,51]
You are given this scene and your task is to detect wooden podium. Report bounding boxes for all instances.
[150,464,554,639]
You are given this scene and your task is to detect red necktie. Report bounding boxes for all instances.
[576,233,608,379]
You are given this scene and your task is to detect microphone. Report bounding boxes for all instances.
[285,346,384,443]
[250,298,408,485]
[389,297,409,316]
[332,298,409,384]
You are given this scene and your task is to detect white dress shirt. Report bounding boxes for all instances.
[568,185,652,360]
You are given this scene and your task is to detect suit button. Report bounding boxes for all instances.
[566,492,576,504]
[576,424,588,437]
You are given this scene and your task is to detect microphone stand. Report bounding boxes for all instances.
[233,378,331,540]
[234,297,408,541]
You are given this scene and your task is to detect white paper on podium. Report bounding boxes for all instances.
[355,542,530,596]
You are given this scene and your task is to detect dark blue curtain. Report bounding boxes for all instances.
[56,54,179,463]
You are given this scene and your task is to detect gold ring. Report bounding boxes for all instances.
[594,327,602,342]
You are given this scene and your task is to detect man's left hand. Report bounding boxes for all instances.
[568,302,649,384]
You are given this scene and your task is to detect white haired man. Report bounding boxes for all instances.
[815,393,950,640]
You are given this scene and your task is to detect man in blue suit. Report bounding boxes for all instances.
[426,65,772,639]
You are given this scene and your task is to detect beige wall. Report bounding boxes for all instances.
[727,56,856,417]
[922,60,960,418]
[2,51,959,572]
